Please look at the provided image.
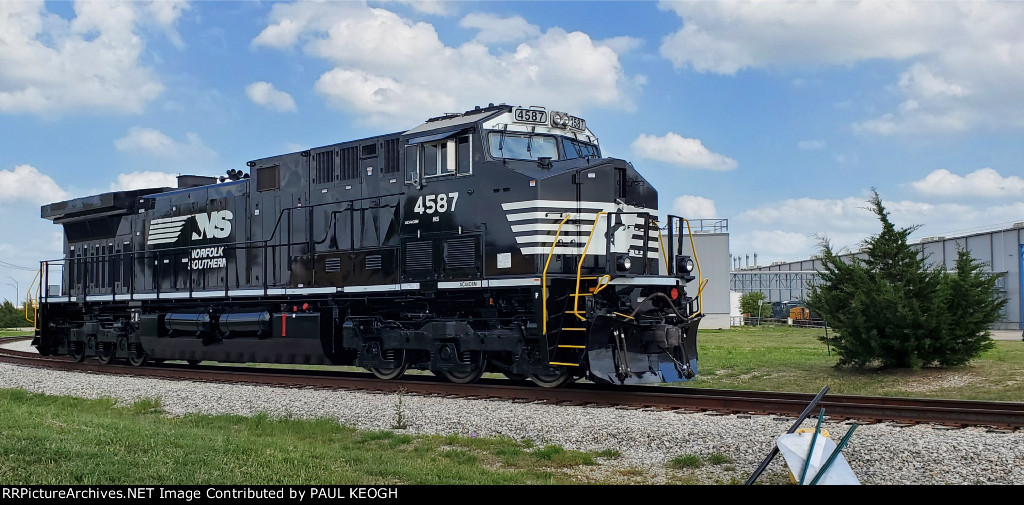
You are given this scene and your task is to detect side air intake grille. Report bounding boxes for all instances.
[324,258,342,273]
[444,237,477,269]
[404,242,432,271]
[365,254,382,270]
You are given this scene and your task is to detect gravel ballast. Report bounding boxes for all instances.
[2,341,1021,485]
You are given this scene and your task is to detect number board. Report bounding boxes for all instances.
[565,115,586,131]
[513,108,547,124]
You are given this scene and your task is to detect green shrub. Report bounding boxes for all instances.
[809,191,1007,369]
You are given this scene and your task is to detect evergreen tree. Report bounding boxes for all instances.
[933,247,1006,366]
[808,190,1005,369]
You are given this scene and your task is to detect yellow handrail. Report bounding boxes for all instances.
[24,264,41,328]
[652,219,670,274]
[573,212,608,321]
[680,218,706,314]
[541,213,572,335]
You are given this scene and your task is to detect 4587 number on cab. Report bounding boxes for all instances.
[413,192,460,214]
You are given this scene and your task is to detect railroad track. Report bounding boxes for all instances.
[2,337,1022,430]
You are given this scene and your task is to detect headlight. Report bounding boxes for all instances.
[677,255,694,274]
[551,112,569,128]
[616,255,632,272]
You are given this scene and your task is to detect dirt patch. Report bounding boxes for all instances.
[898,372,979,392]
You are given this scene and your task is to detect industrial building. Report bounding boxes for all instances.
[731,222,1024,331]
[680,219,731,330]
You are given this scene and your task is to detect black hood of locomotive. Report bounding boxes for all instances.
[499,156,659,211]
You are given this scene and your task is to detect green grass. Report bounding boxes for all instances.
[686,325,1024,402]
[0,389,614,485]
[668,454,702,469]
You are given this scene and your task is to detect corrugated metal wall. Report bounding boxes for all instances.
[731,226,1024,330]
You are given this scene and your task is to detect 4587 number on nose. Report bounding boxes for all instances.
[413,192,460,214]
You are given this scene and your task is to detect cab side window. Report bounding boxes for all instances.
[407,134,472,183]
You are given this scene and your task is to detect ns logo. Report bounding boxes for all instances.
[193,210,233,240]
[146,210,233,246]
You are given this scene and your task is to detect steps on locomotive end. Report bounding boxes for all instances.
[547,323,588,367]
[544,277,597,367]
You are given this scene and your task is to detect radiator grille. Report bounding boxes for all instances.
[315,150,335,184]
[340,146,359,180]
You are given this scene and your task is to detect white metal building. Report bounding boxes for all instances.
[679,219,730,330]
[730,223,1024,331]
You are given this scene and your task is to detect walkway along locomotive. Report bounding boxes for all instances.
[30,104,706,387]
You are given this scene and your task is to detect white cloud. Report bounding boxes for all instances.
[110,171,179,191]
[631,133,737,171]
[0,0,183,116]
[114,127,217,160]
[797,140,826,150]
[314,68,455,122]
[742,231,816,258]
[246,81,298,113]
[598,36,644,55]
[657,1,1024,135]
[657,1,958,74]
[671,195,718,219]
[0,164,68,205]
[459,13,539,44]
[252,2,641,126]
[145,0,189,49]
[729,192,999,264]
[394,1,452,16]
[910,168,1024,198]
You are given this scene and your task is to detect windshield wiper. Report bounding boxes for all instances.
[498,124,508,165]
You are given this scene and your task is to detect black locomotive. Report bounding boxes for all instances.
[31,103,704,387]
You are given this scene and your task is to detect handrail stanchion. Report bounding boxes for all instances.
[573,212,608,321]
[542,213,572,336]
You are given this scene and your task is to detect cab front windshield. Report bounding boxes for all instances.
[488,132,558,160]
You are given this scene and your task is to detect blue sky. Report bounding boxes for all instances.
[3,0,1024,302]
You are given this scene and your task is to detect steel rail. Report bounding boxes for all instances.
[1,337,1021,430]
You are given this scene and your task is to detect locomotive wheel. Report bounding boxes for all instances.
[529,368,573,388]
[128,343,148,367]
[96,343,116,365]
[437,352,486,384]
[369,349,407,380]
[68,342,86,362]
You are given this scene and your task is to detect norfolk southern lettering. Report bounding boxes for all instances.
[190,246,226,269]
[34,103,703,388]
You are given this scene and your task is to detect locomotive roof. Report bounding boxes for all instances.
[41,187,170,222]
[403,104,508,137]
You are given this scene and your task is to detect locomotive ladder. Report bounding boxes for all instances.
[541,212,612,368]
